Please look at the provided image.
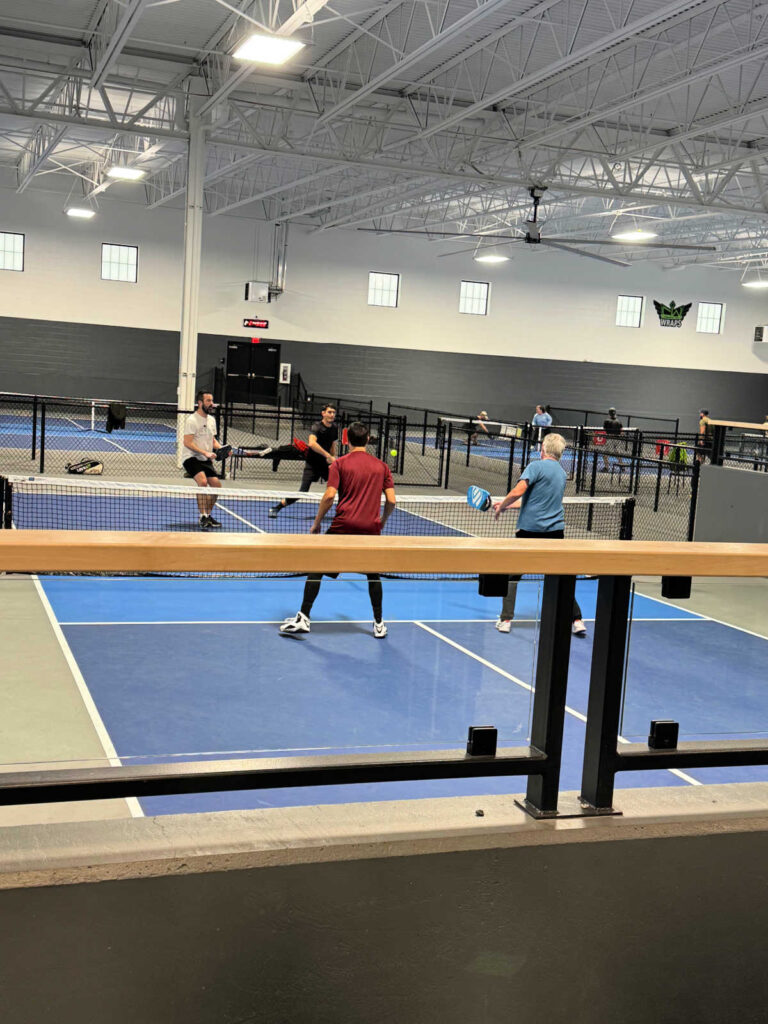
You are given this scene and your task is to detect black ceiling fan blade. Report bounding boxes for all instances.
[546,237,716,252]
[540,240,630,267]
[437,238,520,258]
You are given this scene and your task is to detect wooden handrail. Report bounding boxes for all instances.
[1,532,766,576]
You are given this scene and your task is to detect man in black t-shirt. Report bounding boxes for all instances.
[270,404,338,517]
[601,407,626,470]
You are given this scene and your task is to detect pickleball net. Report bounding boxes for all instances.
[1,476,634,577]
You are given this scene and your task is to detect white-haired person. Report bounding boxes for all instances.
[469,410,490,445]
[492,432,587,636]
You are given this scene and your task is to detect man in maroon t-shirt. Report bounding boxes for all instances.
[280,422,396,638]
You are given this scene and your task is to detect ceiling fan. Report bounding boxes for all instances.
[359,187,716,267]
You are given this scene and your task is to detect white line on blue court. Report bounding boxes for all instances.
[415,621,701,787]
[635,590,768,640]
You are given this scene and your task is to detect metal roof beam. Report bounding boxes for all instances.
[90,0,152,89]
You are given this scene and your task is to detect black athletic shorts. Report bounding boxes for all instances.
[183,456,220,479]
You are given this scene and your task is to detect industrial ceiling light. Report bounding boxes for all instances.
[107,166,146,180]
[474,253,509,263]
[65,207,96,219]
[741,267,768,288]
[233,32,306,64]
[611,228,658,241]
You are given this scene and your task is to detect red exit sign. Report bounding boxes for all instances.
[243,318,269,329]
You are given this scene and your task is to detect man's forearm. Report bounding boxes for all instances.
[309,442,333,460]
[381,500,396,527]
[312,494,335,529]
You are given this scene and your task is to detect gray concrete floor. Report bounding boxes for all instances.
[0,578,136,828]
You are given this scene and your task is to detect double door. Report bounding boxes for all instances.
[226,341,281,404]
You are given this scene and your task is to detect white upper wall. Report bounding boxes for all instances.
[2,188,768,374]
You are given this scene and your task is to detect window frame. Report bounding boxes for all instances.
[0,231,25,273]
[101,241,139,284]
[695,301,725,335]
[459,279,490,316]
[615,293,644,329]
[367,271,400,308]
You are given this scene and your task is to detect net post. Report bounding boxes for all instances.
[444,421,453,490]
[506,435,515,492]
[39,402,46,474]
[522,574,575,816]
[31,395,38,460]
[579,575,632,813]
[589,447,598,496]
[687,458,700,541]
[399,416,405,475]
[619,497,635,540]
[1,476,10,529]
[422,409,428,456]
[465,421,471,467]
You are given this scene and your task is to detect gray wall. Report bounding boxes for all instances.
[694,464,768,542]
[2,315,766,431]
[1,831,767,1024]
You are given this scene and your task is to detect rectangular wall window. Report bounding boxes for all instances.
[696,301,724,334]
[459,280,489,316]
[368,271,399,307]
[0,232,24,272]
[615,294,643,328]
[102,243,138,283]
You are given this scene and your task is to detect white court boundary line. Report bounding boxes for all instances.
[32,576,144,817]
[60,414,133,454]
[633,588,768,642]
[415,621,701,787]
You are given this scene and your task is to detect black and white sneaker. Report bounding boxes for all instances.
[373,621,388,639]
[269,503,282,519]
[199,515,211,531]
[280,612,310,634]
[206,514,222,528]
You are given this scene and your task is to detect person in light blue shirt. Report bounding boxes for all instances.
[491,432,586,636]
[531,404,552,429]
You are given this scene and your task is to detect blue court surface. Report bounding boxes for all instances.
[1,413,176,454]
[38,574,768,816]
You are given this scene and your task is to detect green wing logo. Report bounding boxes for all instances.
[653,300,692,327]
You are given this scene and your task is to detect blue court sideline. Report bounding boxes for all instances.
[39,575,768,816]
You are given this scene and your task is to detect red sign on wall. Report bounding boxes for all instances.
[243,318,269,329]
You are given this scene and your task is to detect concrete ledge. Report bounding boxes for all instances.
[1,782,768,889]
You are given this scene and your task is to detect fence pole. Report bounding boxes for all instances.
[687,458,700,541]
[653,458,663,511]
[589,448,598,496]
[39,402,46,474]
[444,422,453,489]
[422,409,428,456]
[506,436,516,492]
[31,395,38,460]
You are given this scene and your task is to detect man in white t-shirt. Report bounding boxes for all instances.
[182,391,224,530]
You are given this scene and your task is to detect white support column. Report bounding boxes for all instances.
[177,108,206,465]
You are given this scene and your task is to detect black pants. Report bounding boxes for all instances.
[500,529,582,623]
[283,462,328,505]
[300,573,383,622]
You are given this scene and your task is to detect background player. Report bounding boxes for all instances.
[270,404,338,518]
[182,391,224,530]
[493,432,586,636]
[280,421,397,638]
[602,406,626,471]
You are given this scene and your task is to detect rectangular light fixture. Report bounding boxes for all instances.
[66,207,96,219]
[233,32,305,65]
[107,166,146,180]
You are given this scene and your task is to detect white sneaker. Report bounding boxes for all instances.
[495,619,512,633]
[373,620,388,638]
[280,612,310,634]
[572,619,587,637]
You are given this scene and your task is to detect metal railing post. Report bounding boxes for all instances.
[522,574,576,816]
[580,575,633,812]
